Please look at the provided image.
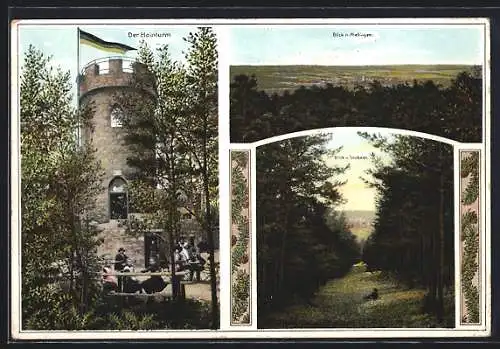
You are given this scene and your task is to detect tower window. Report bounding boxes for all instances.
[110,105,123,128]
[109,177,128,219]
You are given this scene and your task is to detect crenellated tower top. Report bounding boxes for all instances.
[78,56,155,99]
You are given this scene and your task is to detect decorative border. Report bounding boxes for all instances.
[459,150,481,325]
[230,150,251,325]
[11,18,490,340]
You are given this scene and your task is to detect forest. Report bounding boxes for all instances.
[229,68,482,328]
[230,66,481,144]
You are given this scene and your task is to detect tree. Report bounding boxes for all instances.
[180,27,219,328]
[230,74,273,142]
[229,71,481,144]
[113,27,219,329]
[256,134,359,317]
[20,45,103,329]
[231,68,480,328]
[359,132,454,324]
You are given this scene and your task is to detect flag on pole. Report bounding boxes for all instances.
[79,28,137,54]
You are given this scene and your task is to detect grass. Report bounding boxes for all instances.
[231,65,477,93]
[259,264,452,329]
[349,227,372,242]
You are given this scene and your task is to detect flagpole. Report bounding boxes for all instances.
[77,27,81,147]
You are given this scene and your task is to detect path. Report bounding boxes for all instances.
[261,264,437,328]
[163,251,219,302]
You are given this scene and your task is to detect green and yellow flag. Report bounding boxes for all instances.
[79,28,136,54]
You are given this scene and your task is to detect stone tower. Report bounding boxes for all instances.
[78,57,155,267]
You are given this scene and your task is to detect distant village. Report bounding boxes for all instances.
[273,75,447,93]
[230,64,480,94]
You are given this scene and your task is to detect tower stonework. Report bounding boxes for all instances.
[79,57,155,267]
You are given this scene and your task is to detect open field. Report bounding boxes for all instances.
[231,65,478,93]
[343,210,375,241]
[350,226,372,242]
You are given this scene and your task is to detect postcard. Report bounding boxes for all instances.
[10,18,491,340]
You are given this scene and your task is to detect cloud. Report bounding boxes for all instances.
[230,26,484,66]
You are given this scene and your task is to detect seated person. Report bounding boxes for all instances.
[114,248,128,272]
[174,245,188,272]
[363,288,379,301]
[122,265,142,294]
[102,266,118,294]
[140,262,167,294]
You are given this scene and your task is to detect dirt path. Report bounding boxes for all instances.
[180,251,220,302]
[261,264,436,328]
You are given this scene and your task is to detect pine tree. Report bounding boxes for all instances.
[21,45,103,329]
[256,134,358,317]
[180,27,219,328]
[112,28,220,328]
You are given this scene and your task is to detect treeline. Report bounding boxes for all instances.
[360,134,455,326]
[230,68,481,143]
[256,135,360,316]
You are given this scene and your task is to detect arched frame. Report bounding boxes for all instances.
[108,176,128,220]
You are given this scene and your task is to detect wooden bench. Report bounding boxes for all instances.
[103,271,188,277]
[105,284,187,301]
[103,271,198,301]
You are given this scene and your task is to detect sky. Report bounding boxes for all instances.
[17,24,198,102]
[17,24,485,81]
[229,26,485,65]
[322,129,394,212]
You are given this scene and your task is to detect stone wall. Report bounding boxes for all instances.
[83,87,137,222]
[79,58,219,268]
[96,220,145,269]
[80,58,147,223]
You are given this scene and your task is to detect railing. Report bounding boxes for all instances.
[81,56,138,76]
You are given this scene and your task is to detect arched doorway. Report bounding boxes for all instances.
[109,177,128,219]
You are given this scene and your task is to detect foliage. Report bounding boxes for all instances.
[112,27,219,329]
[230,71,481,143]
[359,133,454,325]
[106,311,158,330]
[63,298,212,330]
[231,152,251,323]
[230,69,480,327]
[460,152,480,323]
[231,153,250,273]
[181,29,220,329]
[260,265,454,329]
[232,270,250,322]
[255,134,360,317]
[20,45,104,329]
[461,152,480,205]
